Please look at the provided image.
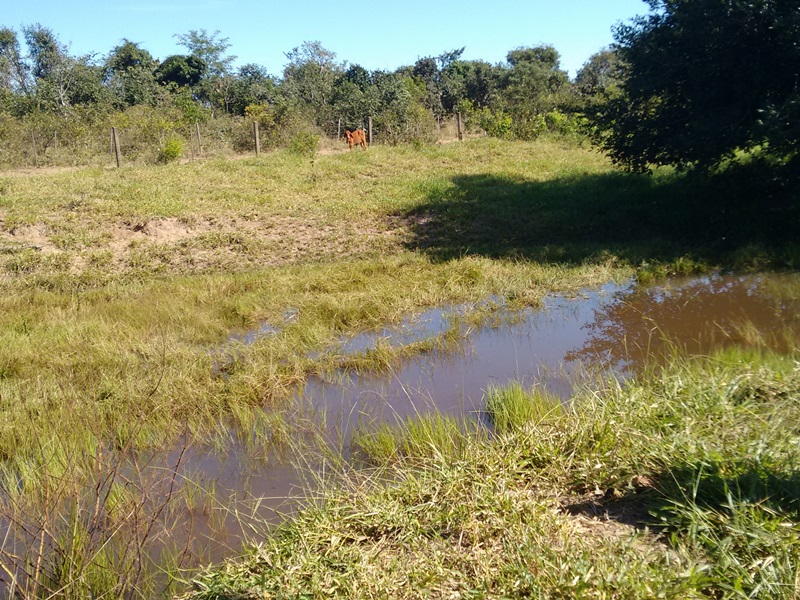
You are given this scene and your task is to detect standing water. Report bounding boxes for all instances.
[168,273,800,559]
[3,273,798,591]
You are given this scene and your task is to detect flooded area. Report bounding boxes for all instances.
[302,273,799,434]
[168,272,800,562]
[4,273,799,583]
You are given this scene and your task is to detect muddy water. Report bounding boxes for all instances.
[567,274,799,370]
[302,281,628,433]
[172,273,800,563]
[5,274,799,581]
[300,273,800,448]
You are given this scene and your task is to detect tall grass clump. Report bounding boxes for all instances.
[484,382,564,433]
[351,412,470,466]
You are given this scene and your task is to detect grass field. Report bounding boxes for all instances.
[0,137,798,597]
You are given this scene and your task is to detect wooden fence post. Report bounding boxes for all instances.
[111,127,121,168]
[195,122,203,156]
[337,118,341,141]
[368,116,373,146]
[457,112,464,141]
[254,121,260,155]
[30,132,38,167]
[53,131,57,161]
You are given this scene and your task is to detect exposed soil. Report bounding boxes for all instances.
[0,212,409,277]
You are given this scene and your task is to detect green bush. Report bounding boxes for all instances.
[287,131,319,156]
[159,137,183,163]
[474,107,513,139]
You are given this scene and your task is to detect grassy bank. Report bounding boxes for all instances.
[188,348,800,599]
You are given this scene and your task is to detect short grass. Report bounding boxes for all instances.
[1,137,796,291]
[188,348,800,599]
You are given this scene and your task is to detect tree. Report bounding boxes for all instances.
[502,44,569,110]
[281,41,341,126]
[575,47,625,101]
[0,27,30,95]
[175,29,236,110]
[155,55,207,89]
[441,60,500,113]
[175,29,235,80]
[592,0,800,173]
[105,40,160,106]
[497,44,571,138]
[412,56,441,116]
[229,63,276,115]
[21,24,107,112]
[332,64,375,129]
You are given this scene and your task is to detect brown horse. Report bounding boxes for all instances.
[345,128,368,150]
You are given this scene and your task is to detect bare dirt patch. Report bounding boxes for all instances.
[0,211,409,282]
[0,223,59,253]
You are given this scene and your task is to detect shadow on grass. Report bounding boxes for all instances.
[565,461,800,533]
[400,165,799,268]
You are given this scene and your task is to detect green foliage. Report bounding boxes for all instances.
[441,59,500,113]
[104,40,160,107]
[473,106,513,138]
[175,29,237,111]
[281,41,341,127]
[158,136,183,163]
[0,26,597,159]
[0,27,29,96]
[172,91,207,124]
[575,47,626,105]
[592,0,800,173]
[175,29,235,80]
[229,64,275,115]
[287,130,319,156]
[155,55,207,88]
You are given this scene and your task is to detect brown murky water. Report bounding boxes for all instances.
[4,273,799,584]
[172,273,800,562]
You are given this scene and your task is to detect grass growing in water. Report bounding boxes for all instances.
[352,412,472,466]
[484,381,564,433]
[189,348,800,598]
[1,137,798,596]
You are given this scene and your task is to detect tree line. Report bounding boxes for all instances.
[2,0,797,182]
[0,25,621,165]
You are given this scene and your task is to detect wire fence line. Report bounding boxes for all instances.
[0,111,467,171]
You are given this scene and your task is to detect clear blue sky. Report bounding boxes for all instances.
[3,0,649,78]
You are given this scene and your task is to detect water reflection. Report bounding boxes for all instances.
[566,275,799,371]
[302,281,629,438]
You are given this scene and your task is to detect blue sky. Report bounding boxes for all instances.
[3,0,649,78]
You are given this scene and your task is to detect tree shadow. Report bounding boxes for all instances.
[399,166,799,266]
[564,460,800,533]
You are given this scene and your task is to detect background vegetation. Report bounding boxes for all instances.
[0,26,591,167]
